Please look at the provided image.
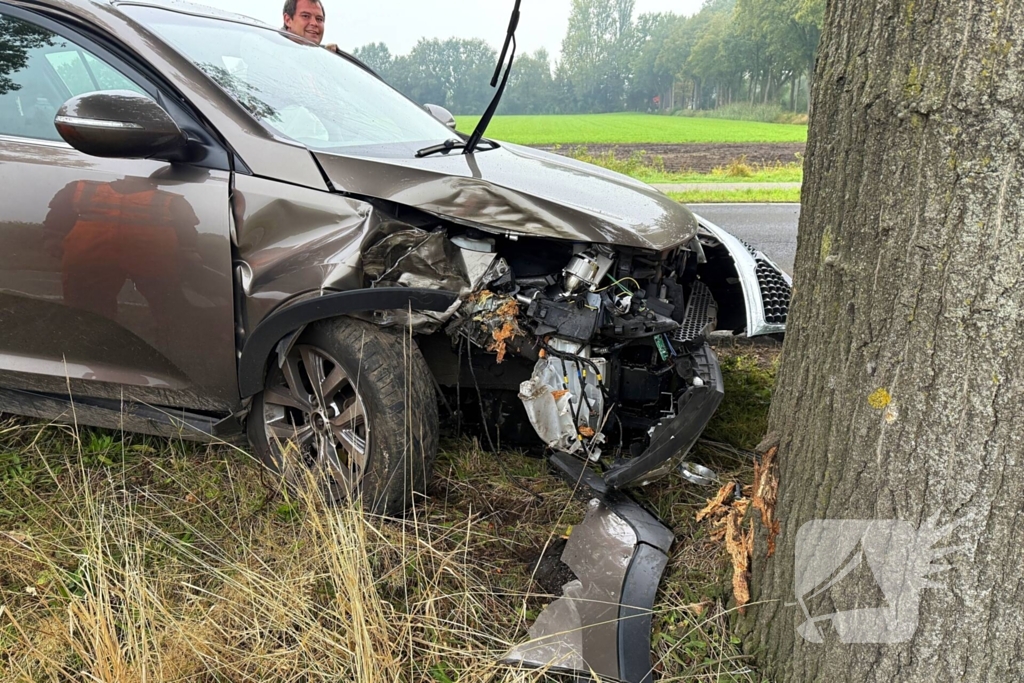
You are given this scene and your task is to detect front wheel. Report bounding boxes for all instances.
[248,318,438,515]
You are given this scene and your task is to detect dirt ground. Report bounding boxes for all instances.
[537,142,807,173]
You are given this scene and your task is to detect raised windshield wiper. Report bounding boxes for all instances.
[463,0,521,155]
[415,137,498,158]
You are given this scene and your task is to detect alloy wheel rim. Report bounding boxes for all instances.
[262,344,370,496]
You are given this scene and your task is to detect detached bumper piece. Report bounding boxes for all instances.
[504,345,723,682]
[504,480,673,683]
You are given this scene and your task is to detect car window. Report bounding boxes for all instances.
[0,13,147,142]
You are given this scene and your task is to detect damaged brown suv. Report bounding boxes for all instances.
[0,0,791,516]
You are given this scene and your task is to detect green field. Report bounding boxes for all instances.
[455,112,808,145]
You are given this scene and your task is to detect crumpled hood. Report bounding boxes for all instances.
[313,142,698,251]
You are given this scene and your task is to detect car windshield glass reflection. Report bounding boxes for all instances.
[122,7,456,152]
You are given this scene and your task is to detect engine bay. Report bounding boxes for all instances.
[366,224,735,489]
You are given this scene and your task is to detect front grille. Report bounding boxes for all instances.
[674,281,717,344]
[756,259,791,325]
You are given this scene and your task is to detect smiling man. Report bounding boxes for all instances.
[282,0,338,51]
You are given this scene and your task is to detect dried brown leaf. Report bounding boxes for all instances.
[578,426,595,438]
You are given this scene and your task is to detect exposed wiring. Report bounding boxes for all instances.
[540,340,607,399]
[593,276,642,295]
[559,355,583,439]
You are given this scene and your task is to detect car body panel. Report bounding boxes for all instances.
[231,173,377,330]
[0,134,237,409]
[313,143,701,251]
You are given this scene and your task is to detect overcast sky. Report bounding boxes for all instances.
[204,0,704,59]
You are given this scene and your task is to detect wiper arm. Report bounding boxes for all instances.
[416,138,498,158]
[416,139,465,158]
[464,0,521,155]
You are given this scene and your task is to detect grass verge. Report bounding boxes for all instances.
[0,341,780,682]
[455,113,808,145]
[669,188,802,204]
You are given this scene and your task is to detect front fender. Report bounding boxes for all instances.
[695,215,792,337]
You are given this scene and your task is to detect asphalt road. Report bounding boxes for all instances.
[687,203,800,274]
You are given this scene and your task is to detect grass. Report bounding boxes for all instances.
[669,188,802,204]
[0,340,780,682]
[639,168,802,185]
[675,103,809,126]
[455,113,808,145]
[563,147,804,186]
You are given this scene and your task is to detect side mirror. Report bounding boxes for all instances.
[55,90,188,160]
[423,103,457,130]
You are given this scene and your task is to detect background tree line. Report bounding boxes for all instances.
[353,0,824,117]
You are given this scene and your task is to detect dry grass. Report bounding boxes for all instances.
[0,342,778,682]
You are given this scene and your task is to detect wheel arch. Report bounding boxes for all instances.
[237,287,459,399]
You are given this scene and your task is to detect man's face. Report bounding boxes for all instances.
[283,0,325,45]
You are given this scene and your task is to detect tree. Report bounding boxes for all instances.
[502,49,556,115]
[384,38,496,113]
[559,0,636,112]
[742,0,1024,680]
[627,12,682,111]
[352,42,393,77]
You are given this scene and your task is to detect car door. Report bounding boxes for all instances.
[0,7,238,411]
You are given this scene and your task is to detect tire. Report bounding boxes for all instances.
[248,317,438,515]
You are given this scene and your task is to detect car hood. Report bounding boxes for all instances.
[312,142,698,251]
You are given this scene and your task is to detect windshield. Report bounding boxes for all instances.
[122,6,456,152]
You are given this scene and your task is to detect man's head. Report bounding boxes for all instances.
[282,0,325,45]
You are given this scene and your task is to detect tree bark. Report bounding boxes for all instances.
[742,0,1024,681]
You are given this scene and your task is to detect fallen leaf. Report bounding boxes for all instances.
[578,426,595,438]
[696,482,736,522]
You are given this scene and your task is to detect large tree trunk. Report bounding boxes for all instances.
[742,0,1024,681]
